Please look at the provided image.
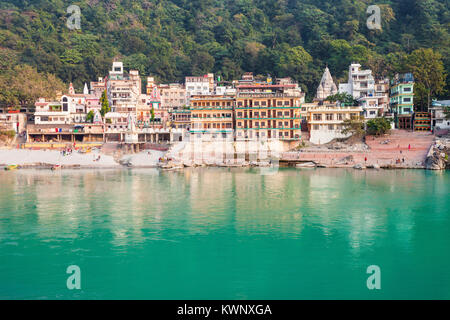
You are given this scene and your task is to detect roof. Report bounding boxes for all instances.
[432,100,450,107]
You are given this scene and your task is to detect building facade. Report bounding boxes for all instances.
[308,104,363,145]
[235,78,304,141]
[430,100,450,132]
[159,83,187,111]
[390,73,414,129]
[190,95,234,140]
[339,63,375,99]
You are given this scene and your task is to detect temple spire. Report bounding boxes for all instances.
[315,67,338,101]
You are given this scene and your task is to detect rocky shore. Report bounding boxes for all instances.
[425,137,449,170]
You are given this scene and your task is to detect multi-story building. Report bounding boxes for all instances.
[374,78,390,113]
[185,74,214,97]
[107,62,141,115]
[34,98,69,125]
[430,100,450,132]
[190,95,234,140]
[90,77,107,98]
[307,103,364,144]
[390,73,414,129]
[158,83,186,111]
[358,78,390,119]
[235,77,304,141]
[171,109,191,129]
[339,63,375,99]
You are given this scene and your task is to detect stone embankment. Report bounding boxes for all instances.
[425,137,449,170]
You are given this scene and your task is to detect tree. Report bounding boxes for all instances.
[100,90,110,117]
[86,110,95,123]
[341,116,365,137]
[326,93,357,106]
[151,106,155,122]
[0,64,65,108]
[406,48,446,111]
[366,118,392,136]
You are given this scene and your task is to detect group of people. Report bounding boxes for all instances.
[61,148,73,156]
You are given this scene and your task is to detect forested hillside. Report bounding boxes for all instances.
[0,0,449,104]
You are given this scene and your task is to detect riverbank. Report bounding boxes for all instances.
[0,149,165,169]
[1,131,446,171]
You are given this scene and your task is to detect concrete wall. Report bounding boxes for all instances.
[310,129,352,145]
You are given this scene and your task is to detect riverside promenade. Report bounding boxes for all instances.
[282,130,435,168]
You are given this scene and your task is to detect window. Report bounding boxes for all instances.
[337,114,343,120]
[326,114,333,121]
[237,112,242,117]
[403,98,411,103]
[313,114,322,121]
[284,111,290,116]
[313,125,319,130]
[404,87,412,92]
[328,124,334,130]
[277,101,283,106]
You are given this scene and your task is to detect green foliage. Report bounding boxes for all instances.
[100,90,110,117]
[341,116,365,137]
[151,106,155,121]
[405,48,447,111]
[0,0,448,102]
[325,93,357,106]
[0,64,65,107]
[86,110,94,123]
[366,118,392,136]
[0,130,16,138]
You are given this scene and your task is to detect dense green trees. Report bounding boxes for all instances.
[405,49,447,111]
[366,118,392,136]
[0,64,65,108]
[100,90,110,117]
[0,0,449,104]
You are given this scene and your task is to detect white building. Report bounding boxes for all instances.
[107,62,141,115]
[215,86,236,96]
[430,100,450,131]
[185,74,214,98]
[308,104,363,144]
[339,63,375,99]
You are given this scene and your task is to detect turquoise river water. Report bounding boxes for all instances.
[0,168,449,299]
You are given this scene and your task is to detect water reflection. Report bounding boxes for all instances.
[0,168,449,299]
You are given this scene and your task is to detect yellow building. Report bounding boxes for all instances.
[190,95,234,139]
[235,82,303,140]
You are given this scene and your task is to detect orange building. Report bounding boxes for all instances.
[190,95,234,139]
[234,79,304,140]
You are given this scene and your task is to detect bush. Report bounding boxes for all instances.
[0,130,16,138]
[366,118,392,136]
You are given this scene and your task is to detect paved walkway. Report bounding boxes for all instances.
[283,130,435,168]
